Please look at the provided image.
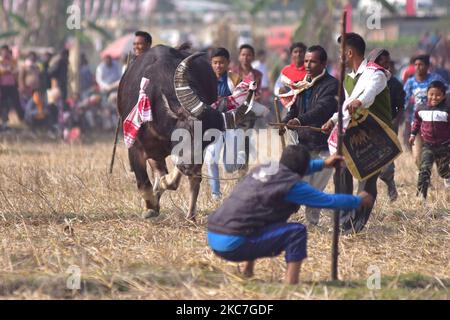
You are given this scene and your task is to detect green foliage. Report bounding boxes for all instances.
[85,20,113,41]
[368,35,421,48]
[8,12,28,29]
[378,0,398,14]
[0,30,19,39]
[75,30,93,46]
[292,0,400,44]
[230,0,276,16]
[250,0,276,16]
[292,0,316,42]
[242,273,450,299]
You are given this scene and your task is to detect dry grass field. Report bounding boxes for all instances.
[0,129,449,300]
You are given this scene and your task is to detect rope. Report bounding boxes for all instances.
[191,173,244,181]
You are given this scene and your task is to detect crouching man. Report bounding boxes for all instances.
[207,144,373,284]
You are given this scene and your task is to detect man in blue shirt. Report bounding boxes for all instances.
[204,48,241,201]
[207,144,373,284]
[95,55,122,94]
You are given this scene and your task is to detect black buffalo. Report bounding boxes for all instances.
[117,45,252,220]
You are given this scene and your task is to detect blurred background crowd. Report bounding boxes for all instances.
[0,0,449,143]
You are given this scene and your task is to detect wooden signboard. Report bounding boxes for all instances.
[342,110,402,181]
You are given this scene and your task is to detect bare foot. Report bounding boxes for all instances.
[242,261,254,278]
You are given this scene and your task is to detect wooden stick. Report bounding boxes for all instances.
[332,10,348,282]
[273,98,286,150]
[109,116,121,174]
[269,122,324,133]
[109,52,131,174]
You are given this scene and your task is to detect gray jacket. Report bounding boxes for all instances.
[208,164,300,236]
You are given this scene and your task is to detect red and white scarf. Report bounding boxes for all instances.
[276,69,326,109]
[212,80,257,111]
[123,77,152,148]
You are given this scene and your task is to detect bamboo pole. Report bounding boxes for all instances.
[273,98,286,151]
[109,51,131,174]
[332,10,347,281]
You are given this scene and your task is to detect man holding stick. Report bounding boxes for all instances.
[109,31,152,174]
[322,33,391,232]
[279,45,339,225]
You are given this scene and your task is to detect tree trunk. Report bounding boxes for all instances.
[0,0,10,32]
[106,0,113,17]
[69,33,81,98]
[97,0,106,18]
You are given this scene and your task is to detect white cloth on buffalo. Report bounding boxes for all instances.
[123,77,152,148]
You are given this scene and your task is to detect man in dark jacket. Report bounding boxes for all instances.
[280,45,338,225]
[207,144,373,284]
[48,49,69,101]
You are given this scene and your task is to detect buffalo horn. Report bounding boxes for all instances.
[173,53,207,117]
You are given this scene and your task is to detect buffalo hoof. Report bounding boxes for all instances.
[142,209,160,219]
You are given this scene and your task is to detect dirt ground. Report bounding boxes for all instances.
[0,133,448,299]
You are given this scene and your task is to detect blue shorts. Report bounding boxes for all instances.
[213,223,307,263]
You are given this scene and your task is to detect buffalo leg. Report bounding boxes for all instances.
[159,166,184,191]
[148,159,168,196]
[187,165,202,221]
[128,145,160,218]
